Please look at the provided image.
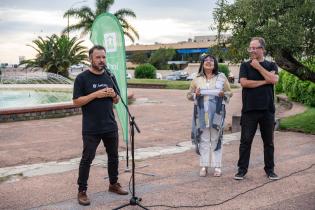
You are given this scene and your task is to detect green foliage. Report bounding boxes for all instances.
[134,63,157,79]
[148,48,176,70]
[280,107,315,134]
[212,0,230,41]
[20,34,88,78]
[277,70,315,106]
[170,63,181,71]
[218,63,230,77]
[275,70,284,93]
[129,52,149,64]
[209,45,228,63]
[63,0,139,42]
[211,0,231,62]
[215,0,315,59]
[303,57,315,73]
[213,0,315,82]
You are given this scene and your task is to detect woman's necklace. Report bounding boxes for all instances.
[206,74,213,88]
[206,74,213,81]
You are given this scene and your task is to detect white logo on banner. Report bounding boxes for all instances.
[104,33,117,52]
[107,63,118,71]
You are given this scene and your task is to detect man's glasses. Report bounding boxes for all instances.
[247,46,263,52]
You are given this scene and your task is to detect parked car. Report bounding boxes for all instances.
[165,71,188,81]
[186,72,197,81]
[126,72,132,79]
[70,64,86,69]
[166,71,180,80]
[156,72,163,80]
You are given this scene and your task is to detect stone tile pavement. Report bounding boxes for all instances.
[0,88,314,210]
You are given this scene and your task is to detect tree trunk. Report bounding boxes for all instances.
[274,49,315,83]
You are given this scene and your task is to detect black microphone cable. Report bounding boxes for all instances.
[144,163,315,209]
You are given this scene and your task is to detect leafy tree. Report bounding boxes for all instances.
[63,0,139,42]
[148,48,176,70]
[210,0,232,62]
[213,0,315,82]
[129,52,149,64]
[21,34,88,78]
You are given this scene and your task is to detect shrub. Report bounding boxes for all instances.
[218,63,230,77]
[275,70,285,93]
[278,70,315,107]
[134,63,157,79]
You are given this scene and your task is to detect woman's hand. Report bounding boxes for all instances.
[219,91,224,97]
[195,88,201,96]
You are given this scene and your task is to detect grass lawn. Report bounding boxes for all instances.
[127,79,239,90]
[128,79,190,89]
[280,107,315,134]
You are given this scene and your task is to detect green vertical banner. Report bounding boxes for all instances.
[90,13,128,144]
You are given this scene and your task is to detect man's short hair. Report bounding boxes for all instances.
[89,45,106,59]
[251,37,266,49]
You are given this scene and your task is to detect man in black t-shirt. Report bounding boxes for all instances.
[234,37,280,181]
[73,45,128,206]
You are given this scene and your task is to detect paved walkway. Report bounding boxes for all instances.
[0,88,314,210]
[0,133,241,179]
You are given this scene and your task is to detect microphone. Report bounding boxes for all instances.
[103,65,121,96]
[103,65,114,77]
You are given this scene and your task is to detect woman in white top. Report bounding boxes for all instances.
[187,54,232,177]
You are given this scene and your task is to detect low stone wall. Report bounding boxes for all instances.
[127,83,166,89]
[0,102,81,123]
[231,95,291,133]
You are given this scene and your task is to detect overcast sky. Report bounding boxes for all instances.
[0,0,232,64]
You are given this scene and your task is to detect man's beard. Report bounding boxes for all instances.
[250,53,257,59]
[91,61,104,72]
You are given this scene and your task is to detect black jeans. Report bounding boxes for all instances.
[237,110,275,174]
[77,131,119,192]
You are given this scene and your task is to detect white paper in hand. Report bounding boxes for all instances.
[200,89,221,96]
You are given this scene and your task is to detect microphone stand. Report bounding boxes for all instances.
[105,70,149,210]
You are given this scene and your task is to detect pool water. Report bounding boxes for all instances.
[0,90,73,109]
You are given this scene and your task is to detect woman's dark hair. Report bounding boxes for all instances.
[198,54,219,76]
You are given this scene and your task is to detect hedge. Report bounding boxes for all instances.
[276,70,315,107]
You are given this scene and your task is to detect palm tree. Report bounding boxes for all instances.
[21,34,88,78]
[63,0,139,42]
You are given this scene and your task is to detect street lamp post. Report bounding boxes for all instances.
[67,0,87,39]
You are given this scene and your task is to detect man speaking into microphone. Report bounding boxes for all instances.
[73,45,128,206]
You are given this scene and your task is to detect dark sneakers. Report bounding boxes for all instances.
[109,182,129,195]
[78,191,90,206]
[267,171,280,180]
[234,171,246,180]
[233,170,279,180]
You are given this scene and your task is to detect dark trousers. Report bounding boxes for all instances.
[77,131,119,192]
[237,110,275,174]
